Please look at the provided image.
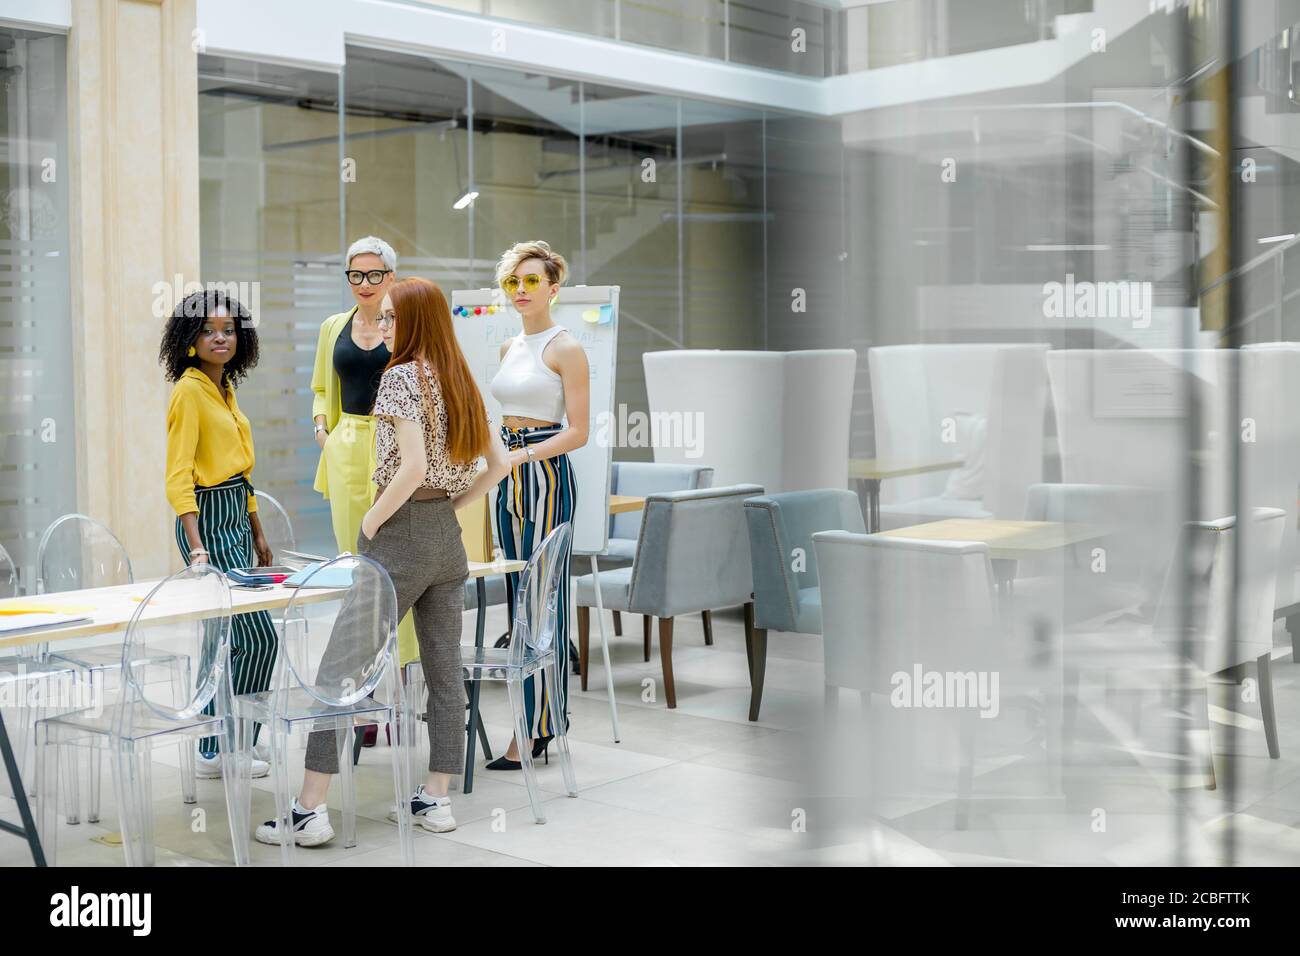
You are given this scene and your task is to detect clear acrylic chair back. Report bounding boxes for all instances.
[113,564,233,740]
[509,522,573,667]
[36,513,133,594]
[280,553,398,707]
[252,490,296,562]
[0,541,18,598]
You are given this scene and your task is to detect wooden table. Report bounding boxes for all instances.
[875,518,1113,562]
[609,494,646,515]
[876,518,1114,802]
[848,458,963,533]
[0,558,523,862]
[876,518,1114,603]
[0,560,517,650]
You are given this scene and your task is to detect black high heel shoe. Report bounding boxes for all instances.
[484,736,553,771]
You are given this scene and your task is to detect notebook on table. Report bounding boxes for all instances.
[283,557,357,589]
[227,567,296,587]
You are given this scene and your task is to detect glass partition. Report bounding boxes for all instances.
[389,0,833,76]
[0,27,74,594]
[198,55,342,556]
[806,0,1298,868]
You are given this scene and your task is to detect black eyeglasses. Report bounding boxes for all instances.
[345,269,392,286]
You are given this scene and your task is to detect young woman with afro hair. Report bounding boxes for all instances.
[159,289,276,780]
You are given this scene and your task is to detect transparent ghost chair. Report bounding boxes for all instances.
[0,542,17,598]
[34,564,250,866]
[234,553,412,865]
[433,521,577,824]
[0,541,80,806]
[249,491,312,709]
[34,514,195,824]
[251,490,296,564]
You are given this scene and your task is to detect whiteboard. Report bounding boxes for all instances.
[452,286,619,556]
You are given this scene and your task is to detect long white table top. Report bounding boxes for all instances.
[0,559,524,650]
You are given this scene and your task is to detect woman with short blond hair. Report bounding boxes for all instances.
[486,240,590,770]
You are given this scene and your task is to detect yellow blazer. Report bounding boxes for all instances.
[310,306,359,498]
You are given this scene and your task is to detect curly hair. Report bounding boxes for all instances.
[158,290,260,385]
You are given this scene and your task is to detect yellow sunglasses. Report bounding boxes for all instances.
[500,273,548,296]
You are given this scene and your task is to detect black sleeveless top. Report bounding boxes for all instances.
[333,316,390,415]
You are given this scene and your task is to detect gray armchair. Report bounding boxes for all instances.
[743,489,865,720]
[573,461,715,645]
[573,484,762,710]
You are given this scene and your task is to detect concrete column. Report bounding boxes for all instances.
[66,0,199,578]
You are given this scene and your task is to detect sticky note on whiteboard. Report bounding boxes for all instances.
[582,308,599,323]
[598,303,612,325]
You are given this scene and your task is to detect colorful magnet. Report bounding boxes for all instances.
[582,308,600,323]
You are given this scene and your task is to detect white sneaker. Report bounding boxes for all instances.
[195,751,270,779]
[254,800,335,847]
[387,786,457,833]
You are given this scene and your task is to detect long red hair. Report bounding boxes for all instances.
[385,277,490,464]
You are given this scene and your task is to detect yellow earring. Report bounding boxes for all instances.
[187,346,196,357]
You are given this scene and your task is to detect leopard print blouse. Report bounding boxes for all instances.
[371,360,484,495]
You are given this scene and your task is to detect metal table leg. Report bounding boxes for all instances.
[0,711,46,866]
[854,478,882,533]
[463,577,490,794]
[590,554,621,743]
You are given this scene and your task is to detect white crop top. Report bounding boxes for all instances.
[490,325,568,423]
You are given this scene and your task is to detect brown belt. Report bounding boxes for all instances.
[378,485,450,501]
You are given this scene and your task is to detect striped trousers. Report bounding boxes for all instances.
[495,424,576,739]
[174,475,278,753]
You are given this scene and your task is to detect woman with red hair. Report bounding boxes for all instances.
[256,277,510,847]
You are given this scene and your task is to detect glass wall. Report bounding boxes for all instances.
[390,0,834,77]
[198,55,342,555]
[815,1,1298,867]
[847,0,1096,71]
[334,45,805,463]
[0,27,73,593]
[341,48,468,284]
[198,45,810,539]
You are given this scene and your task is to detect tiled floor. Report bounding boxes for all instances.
[2,604,1297,865]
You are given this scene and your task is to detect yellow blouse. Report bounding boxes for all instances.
[165,367,258,517]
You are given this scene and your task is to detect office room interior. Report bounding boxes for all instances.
[0,0,1297,877]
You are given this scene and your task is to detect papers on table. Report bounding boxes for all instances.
[280,550,332,571]
[0,612,92,636]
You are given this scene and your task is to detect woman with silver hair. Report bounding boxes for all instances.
[310,237,418,732]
